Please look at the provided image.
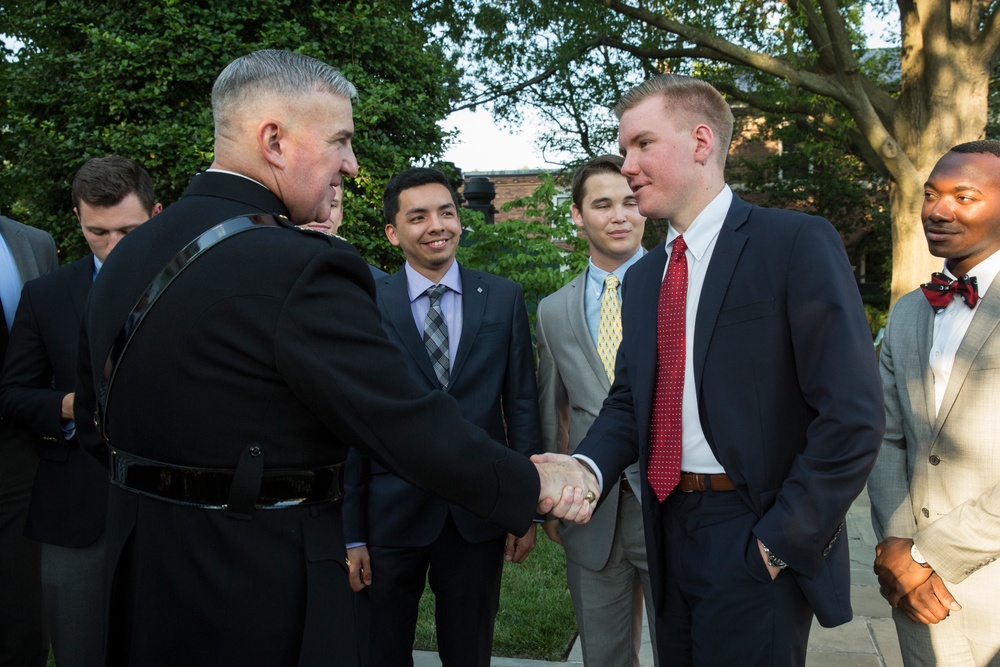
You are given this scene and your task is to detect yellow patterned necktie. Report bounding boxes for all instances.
[597,273,622,383]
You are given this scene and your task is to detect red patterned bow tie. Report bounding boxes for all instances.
[920,272,979,313]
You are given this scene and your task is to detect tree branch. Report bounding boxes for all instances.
[597,0,850,101]
[451,36,604,111]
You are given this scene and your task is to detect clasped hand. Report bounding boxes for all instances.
[874,536,961,625]
[532,453,600,523]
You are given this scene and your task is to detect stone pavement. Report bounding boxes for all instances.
[414,492,903,666]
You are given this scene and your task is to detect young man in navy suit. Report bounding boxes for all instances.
[557,74,885,665]
[0,156,160,667]
[344,167,541,666]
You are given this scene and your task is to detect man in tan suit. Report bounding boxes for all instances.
[869,140,1000,666]
[537,155,656,666]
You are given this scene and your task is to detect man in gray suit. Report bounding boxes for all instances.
[0,214,59,667]
[537,155,657,666]
[869,140,1000,666]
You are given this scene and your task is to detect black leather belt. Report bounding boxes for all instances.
[109,448,342,512]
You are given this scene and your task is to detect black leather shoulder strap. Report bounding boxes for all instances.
[97,214,281,440]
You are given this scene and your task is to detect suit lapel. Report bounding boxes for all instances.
[5,224,41,281]
[450,266,484,383]
[565,272,610,389]
[693,197,751,389]
[911,301,938,429]
[629,247,667,440]
[931,287,1000,441]
[381,270,440,388]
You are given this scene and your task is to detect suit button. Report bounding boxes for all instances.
[922,508,930,518]
[249,445,262,457]
[929,455,941,465]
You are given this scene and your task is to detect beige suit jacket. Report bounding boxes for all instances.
[536,270,642,571]
[869,280,1000,644]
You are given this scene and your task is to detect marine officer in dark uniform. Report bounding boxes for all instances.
[74,49,598,667]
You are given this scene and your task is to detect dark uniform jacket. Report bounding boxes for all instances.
[74,171,540,667]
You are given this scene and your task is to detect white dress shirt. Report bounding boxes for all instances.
[661,185,733,473]
[929,249,1000,414]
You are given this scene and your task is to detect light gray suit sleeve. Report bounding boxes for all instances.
[868,302,918,542]
[536,297,569,456]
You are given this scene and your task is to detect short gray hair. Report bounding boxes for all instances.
[212,49,357,130]
[615,74,734,167]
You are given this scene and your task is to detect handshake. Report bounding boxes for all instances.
[531,453,601,523]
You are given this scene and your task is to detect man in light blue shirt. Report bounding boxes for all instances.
[536,154,656,666]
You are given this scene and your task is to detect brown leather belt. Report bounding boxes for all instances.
[620,474,633,494]
[677,472,735,492]
[109,448,342,510]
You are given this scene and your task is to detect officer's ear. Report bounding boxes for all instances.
[258,119,286,169]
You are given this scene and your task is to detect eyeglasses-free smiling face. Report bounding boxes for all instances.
[385,182,463,282]
[573,171,646,271]
[922,150,1000,277]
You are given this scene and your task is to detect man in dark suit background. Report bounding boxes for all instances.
[0,213,59,667]
[0,156,160,667]
[343,167,541,666]
[561,74,885,664]
[73,50,596,667]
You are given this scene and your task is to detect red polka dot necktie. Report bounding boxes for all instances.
[649,236,687,502]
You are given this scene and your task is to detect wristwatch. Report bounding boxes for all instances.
[762,544,788,569]
[910,543,931,568]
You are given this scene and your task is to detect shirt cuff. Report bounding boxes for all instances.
[572,454,603,493]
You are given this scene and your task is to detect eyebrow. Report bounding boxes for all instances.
[404,202,456,217]
[924,181,984,194]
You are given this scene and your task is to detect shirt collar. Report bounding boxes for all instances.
[405,260,463,302]
[587,245,646,286]
[664,185,732,261]
[942,247,1000,299]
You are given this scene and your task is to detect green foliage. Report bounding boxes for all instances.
[864,303,889,338]
[415,533,577,661]
[457,173,589,330]
[432,0,895,281]
[0,0,460,268]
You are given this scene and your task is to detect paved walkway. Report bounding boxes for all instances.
[414,493,903,666]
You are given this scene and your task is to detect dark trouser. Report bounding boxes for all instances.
[366,514,505,667]
[0,426,47,667]
[41,536,107,667]
[655,490,813,666]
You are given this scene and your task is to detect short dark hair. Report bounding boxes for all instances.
[71,156,157,212]
[949,140,1000,160]
[571,154,626,209]
[383,168,459,227]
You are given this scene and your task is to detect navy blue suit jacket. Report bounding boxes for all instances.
[576,195,884,627]
[343,264,541,547]
[0,255,108,547]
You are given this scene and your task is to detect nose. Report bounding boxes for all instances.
[341,144,359,178]
[924,197,954,222]
[106,231,127,253]
[620,152,638,177]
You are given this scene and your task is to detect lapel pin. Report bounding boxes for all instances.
[478,287,483,293]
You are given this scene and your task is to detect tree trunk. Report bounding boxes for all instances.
[886,14,991,304]
[888,178,937,304]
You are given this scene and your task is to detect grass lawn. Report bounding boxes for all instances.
[414,532,578,661]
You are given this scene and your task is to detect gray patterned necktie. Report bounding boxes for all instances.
[423,284,450,389]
